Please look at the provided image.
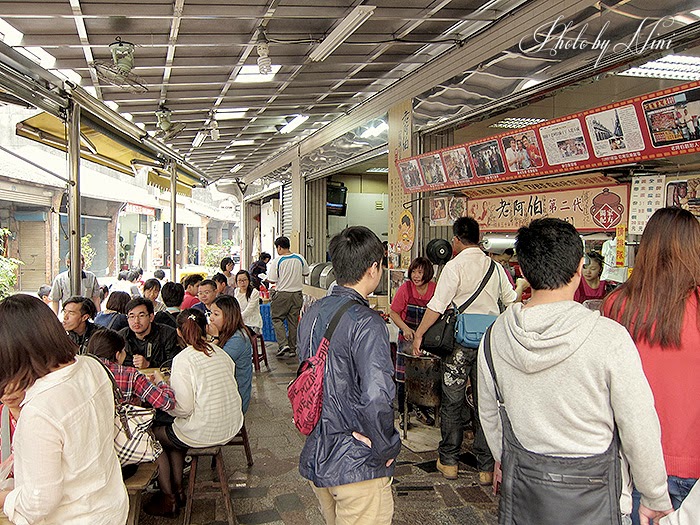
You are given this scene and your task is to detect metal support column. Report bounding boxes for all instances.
[67,101,82,297]
[170,161,178,283]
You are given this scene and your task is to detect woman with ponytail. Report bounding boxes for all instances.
[146,309,242,518]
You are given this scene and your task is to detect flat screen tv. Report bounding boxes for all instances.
[327,184,347,216]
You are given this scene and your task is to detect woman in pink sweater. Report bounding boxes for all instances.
[604,207,700,524]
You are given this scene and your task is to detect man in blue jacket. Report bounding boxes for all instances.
[297,226,401,524]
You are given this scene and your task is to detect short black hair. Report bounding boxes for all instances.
[220,257,234,271]
[453,217,479,245]
[259,252,271,262]
[154,269,165,280]
[198,279,216,291]
[126,270,140,282]
[182,274,204,288]
[63,296,97,319]
[211,273,227,285]
[274,236,290,250]
[117,270,129,281]
[37,285,51,298]
[515,218,583,290]
[328,226,384,286]
[125,296,154,315]
[86,329,125,361]
[106,291,130,313]
[161,282,185,307]
[143,278,161,292]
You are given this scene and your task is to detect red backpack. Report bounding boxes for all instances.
[287,301,354,435]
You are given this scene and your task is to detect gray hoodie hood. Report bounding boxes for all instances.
[498,301,600,374]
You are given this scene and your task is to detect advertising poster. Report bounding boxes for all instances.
[468,139,506,178]
[539,119,590,166]
[151,221,164,267]
[418,153,447,186]
[585,105,645,158]
[501,130,544,172]
[441,147,472,182]
[629,175,666,234]
[666,175,700,219]
[643,86,700,147]
[468,185,628,232]
[429,196,467,226]
[398,159,424,190]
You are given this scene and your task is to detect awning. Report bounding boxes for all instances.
[147,171,192,198]
[16,111,202,189]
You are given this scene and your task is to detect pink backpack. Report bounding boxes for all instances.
[287,301,353,435]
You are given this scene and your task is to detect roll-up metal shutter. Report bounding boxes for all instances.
[281,182,293,237]
[18,220,48,291]
[305,178,327,264]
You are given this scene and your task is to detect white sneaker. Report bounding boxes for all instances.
[276,345,290,357]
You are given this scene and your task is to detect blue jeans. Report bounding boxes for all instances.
[631,476,697,525]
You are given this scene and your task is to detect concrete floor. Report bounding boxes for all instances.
[141,341,498,525]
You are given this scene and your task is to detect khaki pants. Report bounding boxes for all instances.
[310,477,394,525]
[270,290,302,351]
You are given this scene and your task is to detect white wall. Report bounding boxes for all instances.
[327,192,388,242]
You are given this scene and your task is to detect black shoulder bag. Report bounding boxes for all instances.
[421,261,496,358]
[482,326,622,525]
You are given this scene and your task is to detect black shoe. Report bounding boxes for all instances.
[144,492,179,518]
[286,350,297,358]
[416,409,435,426]
[276,345,290,357]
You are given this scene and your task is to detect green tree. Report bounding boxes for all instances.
[0,228,23,299]
[81,234,96,270]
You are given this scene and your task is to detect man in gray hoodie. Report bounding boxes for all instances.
[478,218,672,524]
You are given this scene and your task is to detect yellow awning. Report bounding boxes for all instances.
[16,112,201,189]
[148,171,192,197]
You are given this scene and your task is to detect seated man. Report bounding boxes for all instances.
[212,273,235,296]
[62,296,101,355]
[143,278,166,312]
[180,274,203,309]
[154,282,184,329]
[119,297,180,369]
[192,279,216,315]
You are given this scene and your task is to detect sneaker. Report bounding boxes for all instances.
[478,471,494,486]
[436,458,458,480]
[415,409,435,426]
[276,345,290,357]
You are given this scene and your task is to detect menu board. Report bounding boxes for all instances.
[468,185,629,232]
[629,175,666,235]
[398,81,700,194]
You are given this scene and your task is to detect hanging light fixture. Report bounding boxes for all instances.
[309,6,376,62]
[210,120,220,140]
[256,28,272,75]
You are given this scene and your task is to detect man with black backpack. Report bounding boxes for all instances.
[296,226,400,525]
[477,218,671,524]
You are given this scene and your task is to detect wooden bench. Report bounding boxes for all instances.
[124,462,158,525]
[0,513,10,525]
[184,446,235,525]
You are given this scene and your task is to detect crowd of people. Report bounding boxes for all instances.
[1,210,699,525]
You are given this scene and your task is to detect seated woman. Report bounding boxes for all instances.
[234,270,262,334]
[146,309,243,518]
[0,294,128,524]
[209,295,253,413]
[94,291,130,331]
[0,386,25,487]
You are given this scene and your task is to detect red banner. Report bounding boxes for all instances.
[397,81,700,193]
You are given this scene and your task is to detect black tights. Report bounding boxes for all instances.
[152,426,186,496]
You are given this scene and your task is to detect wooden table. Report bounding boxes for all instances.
[0,514,11,524]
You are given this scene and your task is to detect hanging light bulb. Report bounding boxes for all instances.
[257,41,272,75]
[210,120,220,140]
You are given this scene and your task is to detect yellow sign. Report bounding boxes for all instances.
[397,210,415,254]
[615,224,626,267]
[469,185,629,232]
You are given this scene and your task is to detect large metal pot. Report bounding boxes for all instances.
[306,262,330,287]
[404,354,442,408]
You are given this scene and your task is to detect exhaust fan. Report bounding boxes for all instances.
[154,104,185,141]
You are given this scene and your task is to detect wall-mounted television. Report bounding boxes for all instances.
[327,184,347,216]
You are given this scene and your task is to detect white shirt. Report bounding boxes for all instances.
[48,270,101,304]
[234,288,263,330]
[427,246,517,315]
[267,252,309,292]
[169,344,243,448]
[4,356,128,525]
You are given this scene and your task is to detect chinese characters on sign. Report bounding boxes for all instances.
[629,175,666,234]
[469,186,628,232]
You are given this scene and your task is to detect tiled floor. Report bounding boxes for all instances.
[141,342,498,525]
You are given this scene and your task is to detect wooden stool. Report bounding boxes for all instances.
[225,423,253,467]
[251,332,269,372]
[184,446,235,525]
[124,462,158,525]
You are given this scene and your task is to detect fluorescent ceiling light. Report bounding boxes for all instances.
[120,112,133,121]
[229,164,244,173]
[520,79,541,91]
[214,107,249,120]
[234,64,281,83]
[219,154,237,161]
[192,130,207,148]
[618,54,700,81]
[279,115,309,134]
[229,139,255,147]
[366,167,389,173]
[105,100,119,111]
[0,18,23,46]
[309,5,376,62]
[490,117,547,129]
[16,46,56,69]
[55,68,82,85]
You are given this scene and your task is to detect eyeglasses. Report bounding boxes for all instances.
[127,313,149,321]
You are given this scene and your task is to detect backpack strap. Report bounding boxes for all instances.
[456,260,496,314]
[315,300,355,358]
[482,325,505,405]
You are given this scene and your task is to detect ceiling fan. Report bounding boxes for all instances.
[154,105,186,141]
[90,37,147,94]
